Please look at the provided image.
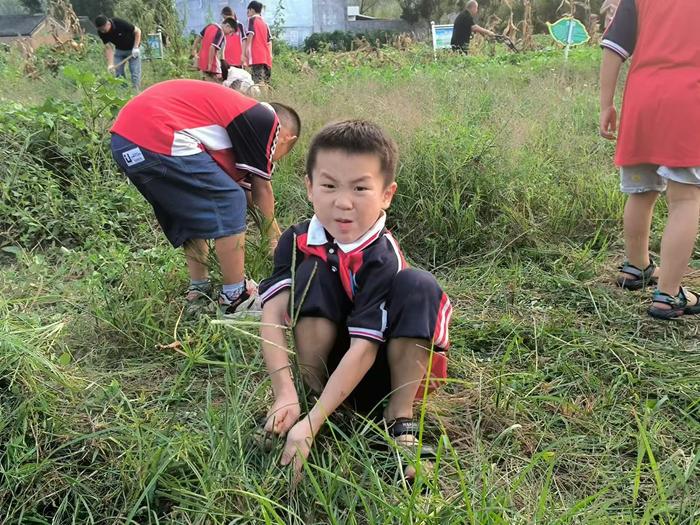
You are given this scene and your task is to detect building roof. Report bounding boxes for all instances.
[0,14,46,37]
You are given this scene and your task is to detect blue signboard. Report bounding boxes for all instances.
[431,22,453,50]
[143,32,164,59]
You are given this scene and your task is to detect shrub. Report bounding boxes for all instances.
[0,66,141,249]
[303,30,400,53]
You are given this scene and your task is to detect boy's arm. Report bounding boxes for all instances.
[246,38,253,66]
[208,44,217,72]
[261,290,300,434]
[599,49,623,140]
[281,337,379,472]
[224,103,280,249]
[245,19,254,66]
[281,252,395,472]
[250,175,281,251]
[598,0,636,140]
[240,29,248,64]
[191,34,202,58]
[259,229,298,433]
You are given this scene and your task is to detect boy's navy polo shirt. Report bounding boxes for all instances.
[260,213,414,343]
[259,211,407,342]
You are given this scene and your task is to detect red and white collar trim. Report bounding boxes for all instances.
[306,212,387,253]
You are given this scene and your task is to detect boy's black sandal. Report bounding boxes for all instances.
[386,418,437,486]
[616,260,657,290]
[648,288,700,320]
[386,418,436,458]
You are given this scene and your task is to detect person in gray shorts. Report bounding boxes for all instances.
[600,0,700,320]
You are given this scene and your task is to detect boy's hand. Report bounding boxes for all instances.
[264,396,300,435]
[281,417,316,475]
[600,105,617,140]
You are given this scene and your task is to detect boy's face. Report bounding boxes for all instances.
[247,8,255,17]
[222,23,234,35]
[306,149,397,245]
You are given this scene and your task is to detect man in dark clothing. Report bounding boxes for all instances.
[450,0,495,53]
[95,14,142,90]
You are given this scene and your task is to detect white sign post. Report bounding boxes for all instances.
[431,21,454,59]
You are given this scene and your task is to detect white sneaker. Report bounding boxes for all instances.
[219,280,262,319]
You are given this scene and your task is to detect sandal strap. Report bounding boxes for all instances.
[618,261,655,279]
[187,283,212,294]
[386,418,419,438]
[652,289,686,308]
[679,287,700,305]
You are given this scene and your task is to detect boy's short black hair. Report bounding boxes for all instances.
[306,120,398,185]
[247,1,263,13]
[270,102,301,137]
[94,14,109,28]
[221,6,233,16]
[222,16,237,28]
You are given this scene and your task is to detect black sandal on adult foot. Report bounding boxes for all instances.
[616,260,658,290]
[386,418,436,485]
[648,288,700,320]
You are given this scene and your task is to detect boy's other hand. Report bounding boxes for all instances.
[265,396,300,435]
[281,417,315,476]
[600,105,617,140]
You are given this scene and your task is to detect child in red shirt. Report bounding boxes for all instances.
[192,22,225,81]
[218,7,247,82]
[600,0,700,319]
[244,1,272,85]
[222,16,246,70]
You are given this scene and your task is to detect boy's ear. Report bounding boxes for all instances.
[305,175,313,202]
[382,181,397,209]
[279,130,298,148]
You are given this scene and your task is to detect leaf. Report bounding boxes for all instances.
[62,64,81,81]
[58,351,72,366]
[1,246,22,256]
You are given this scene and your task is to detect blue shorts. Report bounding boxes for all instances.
[111,134,247,247]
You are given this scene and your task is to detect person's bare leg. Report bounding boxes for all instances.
[621,191,659,278]
[214,233,246,285]
[384,338,432,481]
[654,181,700,309]
[293,317,337,395]
[184,239,209,283]
[384,338,430,425]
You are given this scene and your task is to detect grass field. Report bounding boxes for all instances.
[1,39,699,524]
